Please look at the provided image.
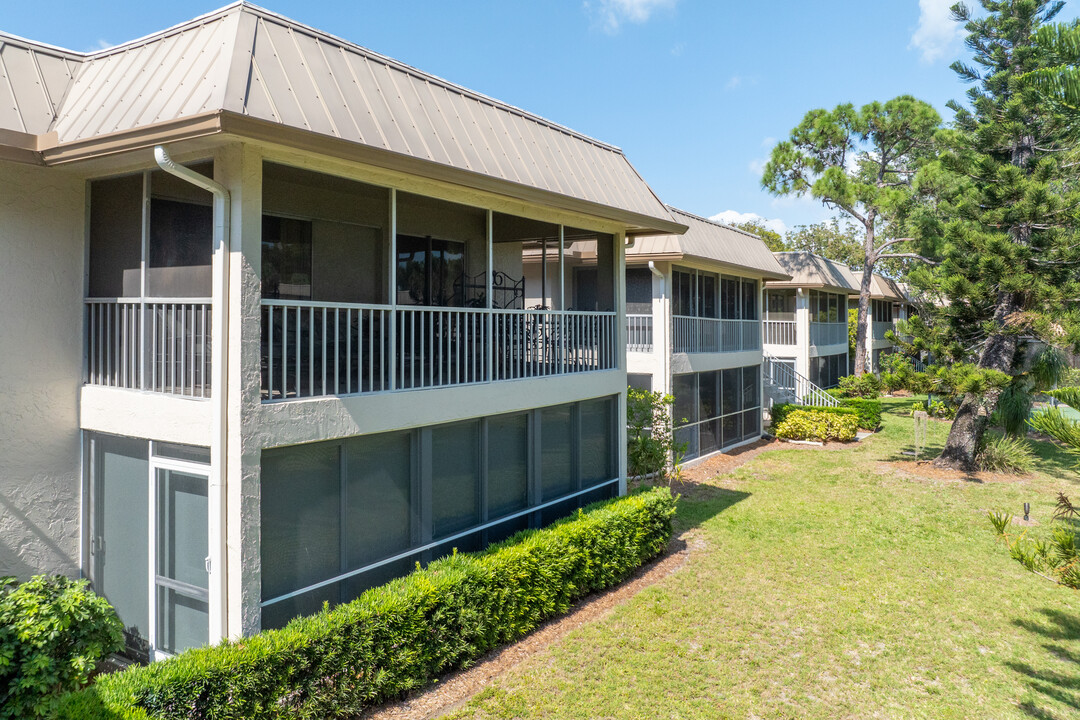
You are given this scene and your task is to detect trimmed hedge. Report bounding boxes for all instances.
[774,409,859,442]
[838,398,882,430]
[57,488,677,720]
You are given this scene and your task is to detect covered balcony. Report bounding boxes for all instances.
[808,289,848,347]
[84,165,215,398]
[670,267,760,354]
[763,288,796,346]
[259,164,618,402]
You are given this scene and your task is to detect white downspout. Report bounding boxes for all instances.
[154,146,229,646]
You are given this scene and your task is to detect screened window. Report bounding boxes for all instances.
[262,216,313,300]
[672,365,763,461]
[809,352,848,389]
[259,398,618,629]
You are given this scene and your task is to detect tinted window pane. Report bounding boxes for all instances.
[488,414,529,517]
[345,431,412,568]
[742,366,760,410]
[432,421,480,538]
[260,443,341,602]
[580,398,614,487]
[541,405,574,500]
[698,371,718,421]
[721,368,741,415]
[673,374,696,426]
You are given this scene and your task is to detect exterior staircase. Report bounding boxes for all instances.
[762,354,839,411]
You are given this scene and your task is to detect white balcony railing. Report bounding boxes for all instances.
[809,321,847,347]
[671,317,760,354]
[626,314,653,352]
[763,320,796,346]
[85,298,212,397]
[261,300,617,401]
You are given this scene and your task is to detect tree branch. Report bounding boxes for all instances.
[877,252,940,265]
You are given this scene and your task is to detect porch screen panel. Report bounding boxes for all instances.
[345,430,413,568]
[626,268,653,315]
[432,421,481,538]
[89,175,143,298]
[540,405,574,501]
[487,414,529,518]
[260,443,341,619]
[148,199,212,298]
[698,372,720,456]
[580,398,614,487]
[94,435,149,640]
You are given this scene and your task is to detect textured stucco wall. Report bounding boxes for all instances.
[0,160,85,579]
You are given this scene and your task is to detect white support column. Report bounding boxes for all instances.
[615,231,628,495]
[486,210,493,382]
[388,189,397,391]
[558,226,565,310]
[795,288,811,380]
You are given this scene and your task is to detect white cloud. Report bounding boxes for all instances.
[909,0,962,64]
[710,210,788,236]
[670,41,686,56]
[585,0,677,34]
[725,75,742,90]
[748,157,767,176]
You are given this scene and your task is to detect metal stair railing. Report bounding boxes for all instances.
[762,354,839,407]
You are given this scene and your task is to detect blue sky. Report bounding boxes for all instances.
[6,1,1078,233]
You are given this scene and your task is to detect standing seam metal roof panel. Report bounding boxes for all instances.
[2,2,678,229]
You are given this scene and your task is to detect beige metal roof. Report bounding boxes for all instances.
[768,251,860,294]
[870,273,906,301]
[0,2,682,233]
[627,206,790,280]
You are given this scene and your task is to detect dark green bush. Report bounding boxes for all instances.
[838,398,882,430]
[58,488,677,720]
[769,403,858,429]
[836,373,882,399]
[0,575,124,719]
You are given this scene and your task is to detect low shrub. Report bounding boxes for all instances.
[0,575,124,719]
[774,409,859,442]
[836,373,881,399]
[57,488,677,720]
[769,403,858,430]
[838,398,881,430]
[977,434,1036,474]
[627,387,686,479]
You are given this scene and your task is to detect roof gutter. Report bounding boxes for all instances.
[154,145,230,644]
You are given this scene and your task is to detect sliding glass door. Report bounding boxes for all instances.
[90,435,211,660]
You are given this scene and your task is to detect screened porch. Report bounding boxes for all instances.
[258,163,619,401]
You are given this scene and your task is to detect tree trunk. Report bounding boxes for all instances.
[934,291,1020,470]
[853,223,876,375]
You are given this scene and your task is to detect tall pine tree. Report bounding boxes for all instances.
[910,0,1080,470]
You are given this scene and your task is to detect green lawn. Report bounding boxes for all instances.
[447,397,1080,720]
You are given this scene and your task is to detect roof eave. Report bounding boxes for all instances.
[38,110,685,235]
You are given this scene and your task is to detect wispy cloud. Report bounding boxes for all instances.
[89,38,113,52]
[670,41,686,56]
[909,0,962,64]
[710,210,788,236]
[585,0,678,34]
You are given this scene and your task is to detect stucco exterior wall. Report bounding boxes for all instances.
[0,160,85,579]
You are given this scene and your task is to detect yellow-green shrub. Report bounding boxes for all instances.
[774,409,859,442]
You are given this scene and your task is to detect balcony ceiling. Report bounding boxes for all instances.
[0,2,684,235]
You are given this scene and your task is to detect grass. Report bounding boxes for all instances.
[445,397,1080,720]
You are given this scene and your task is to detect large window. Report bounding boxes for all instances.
[810,352,848,389]
[396,235,466,306]
[88,163,214,299]
[872,299,894,323]
[672,366,762,461]
[259,397,618,630]
[673,268,758,320]
[809,290,845,323]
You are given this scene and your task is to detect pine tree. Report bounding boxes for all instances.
[910,0,1080,470]
[762,96,941,376]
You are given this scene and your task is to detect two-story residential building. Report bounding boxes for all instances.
[762,252,859,404]
[612,208,791,463]
[0,3,688,660]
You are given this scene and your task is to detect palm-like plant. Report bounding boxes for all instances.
[1029,386,1080,466]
